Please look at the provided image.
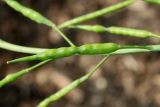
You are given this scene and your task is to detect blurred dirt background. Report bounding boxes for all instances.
[0,0,160,107]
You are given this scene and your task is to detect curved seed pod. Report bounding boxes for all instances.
[4,0,75,47]
[7,43,120,63]
[58,0,135,28]
[144,0,160,4]
[79,43,119,55]
[4,0,53,27]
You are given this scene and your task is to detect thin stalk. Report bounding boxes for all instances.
[37,56,109,107]
[51,25,75,47]
[151,34,160,39]
[0,59,51,88]
[120,44,160,51]
[109,48,150,55]
[0,39,47,54]
[107,45,160,56]
[58,0,135,29]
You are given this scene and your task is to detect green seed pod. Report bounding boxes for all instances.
[106,26,153,38]
[144,0,160,4]
[0,59,50,88]
[4,0,53,27]
[59,0,135,28]
[8,43,120,63]
[78,43,119,55]
[70,25,160,38]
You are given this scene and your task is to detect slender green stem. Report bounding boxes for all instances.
[58,0,135,29]
[109,48,150,55]
[37,56,109,107]
[86,56,109,77]
[103,45,160,56]
[51,25,75,47]
[121,44,160,51]
[151,34,160,39]
[0,59,51,88]
[0,39,47,54]
[106,44,160,56]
